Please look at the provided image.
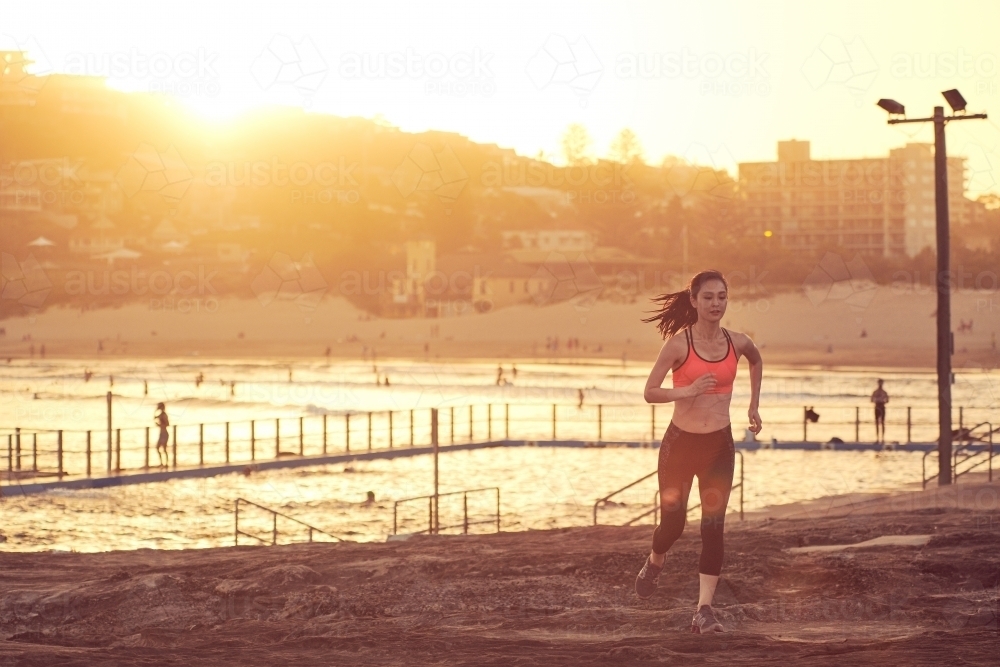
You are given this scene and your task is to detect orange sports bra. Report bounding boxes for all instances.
[671,326,738,394]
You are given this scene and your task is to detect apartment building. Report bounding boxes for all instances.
[739,140,976,258]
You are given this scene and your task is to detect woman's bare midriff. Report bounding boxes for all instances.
[670,392,733,433]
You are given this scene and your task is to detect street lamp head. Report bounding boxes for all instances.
[942,89,967,112]
[877,98,905,115]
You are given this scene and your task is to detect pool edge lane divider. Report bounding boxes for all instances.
[0,439,942,498]
[0,440,518,498]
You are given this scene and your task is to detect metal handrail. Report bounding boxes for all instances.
[4,402,983,440]
[952,422,991,466]
[6,400,993,484]
[234,497,344,546]
[955,423,994,483]
[620,497,660,526]
[595,450,744,526]
[922,450,937,489]
[953,422,996,455]
[392,487,500,535]
[592,470,658,525]
[923,422,998,488]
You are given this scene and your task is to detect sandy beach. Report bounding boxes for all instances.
[2,286,999,371]
[1,479,997,665]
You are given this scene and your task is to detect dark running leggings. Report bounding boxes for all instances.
[651,421,735,576]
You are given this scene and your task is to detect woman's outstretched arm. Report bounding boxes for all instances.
[737,332,763,433]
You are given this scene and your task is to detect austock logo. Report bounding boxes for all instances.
[479,158,635,204]
[801,34,879,104]
[391,143,468,204]
[615,47,770,98]
[251,252,327,311]
[956,140,997,193]
[115,143,193,202]
[338,47,496,98]
[0,158,84,191]
[0,34,53,94]
[63,47,221,98]
[890,49,999,80]
[667,143,737,200]
[531,253,603,322]
[802,251,877,311]
[526,34,603,105]
[251,35,328,103]
[0,252,51,310]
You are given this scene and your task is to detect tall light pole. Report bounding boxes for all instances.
[877,90,987,486]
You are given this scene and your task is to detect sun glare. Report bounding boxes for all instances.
[180,95,263,122]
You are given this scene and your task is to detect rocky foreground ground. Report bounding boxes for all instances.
[1,483,999,666]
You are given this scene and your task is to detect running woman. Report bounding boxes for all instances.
[871,379,889,444]
[633,270,763,634]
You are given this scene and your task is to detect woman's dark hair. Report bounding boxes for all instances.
[642,270,728,339]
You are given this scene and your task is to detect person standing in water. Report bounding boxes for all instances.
[634,269,763,634]
[871,379,889,444]
[154,403,170,468]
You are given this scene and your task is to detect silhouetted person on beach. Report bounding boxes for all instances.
[871,379,889,444]
[154,403,170,467]
[577,388,585,408]
[496,365,504,386]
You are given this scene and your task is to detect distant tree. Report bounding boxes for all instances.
[560,123,593,166]
[609,128,645,164]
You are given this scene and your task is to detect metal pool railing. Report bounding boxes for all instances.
[1,402,984,483]
[392,487,500,536]
[593,451,745,525]
[922,422,997,488]
[234,497,345,546]
[2,408,437,480]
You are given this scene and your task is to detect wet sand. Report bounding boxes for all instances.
[1,481,997,665]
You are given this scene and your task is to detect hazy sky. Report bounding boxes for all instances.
[4,0,1000,195]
